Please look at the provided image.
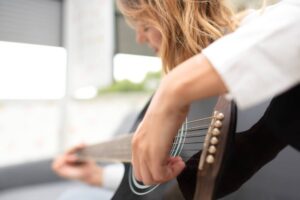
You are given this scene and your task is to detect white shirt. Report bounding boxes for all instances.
[202,0,300,109]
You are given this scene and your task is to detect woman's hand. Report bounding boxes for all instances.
[52,144,103,186]
[131,76,188,185]
[131,54,227,185]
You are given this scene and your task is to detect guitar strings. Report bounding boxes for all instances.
[81,115,218,161]
[92,140,206,157]
[176,113,219,138]
[176,126,209,138]
[183,116,213,124]
[173,140,204,145]
[170,116,215,162]
[178,124,210,134]
[139,117,216,162]
[91,125,210,153]
[92,124,210,153]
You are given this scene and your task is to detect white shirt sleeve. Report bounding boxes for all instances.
[102,163,125,190]
[202,0,300,109]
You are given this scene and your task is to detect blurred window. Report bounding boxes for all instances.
[113,53,161,83]
[0,41,66,99]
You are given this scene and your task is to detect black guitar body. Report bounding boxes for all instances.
[113,83,300,200]
[178,84,300,200]
[112,97,188,200]
[112,97,218,200]
[177,100,275,200]
[112,163,183,200]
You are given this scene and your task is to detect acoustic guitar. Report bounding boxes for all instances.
[77,84,300,199]
[77,96,237,200]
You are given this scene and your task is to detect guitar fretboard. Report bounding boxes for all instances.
[77,134,133,163]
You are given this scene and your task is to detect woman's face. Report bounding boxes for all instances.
[135,22,162,54]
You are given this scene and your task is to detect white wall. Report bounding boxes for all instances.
[64,0,114,95]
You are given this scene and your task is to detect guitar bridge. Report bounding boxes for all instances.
[199,111,224,171]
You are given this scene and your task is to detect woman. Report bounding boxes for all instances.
[117,0,238,186]
[132,0,300,188]
[53,0,238,199]
[117,0,236,73]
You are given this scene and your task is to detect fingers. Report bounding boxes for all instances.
[53,144,87,170]
[166,156,186,178]
[132,153,142,182]
[63,143,88,164]
[151,156,185,183]
[66,143,85,155]
[132,155,185,185]
[130,86,189,185]
[139,158,154,185]
[131,120,186,185]
[65,154,82,164]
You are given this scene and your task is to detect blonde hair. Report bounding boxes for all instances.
[117,0,237,73]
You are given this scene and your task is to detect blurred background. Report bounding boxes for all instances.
[6,1,300,200]
[0,0,161,167]
[0,0,278,168]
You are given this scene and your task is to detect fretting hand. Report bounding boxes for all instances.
[52,144,103,186]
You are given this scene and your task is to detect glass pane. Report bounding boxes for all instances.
[113,53,161,83]
[0,41,66,99]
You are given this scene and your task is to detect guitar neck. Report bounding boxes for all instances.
[77,134,133,163]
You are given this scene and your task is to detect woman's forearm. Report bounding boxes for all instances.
[130,54,229,185]
[163,54,228,108]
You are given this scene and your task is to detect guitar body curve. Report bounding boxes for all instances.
[113,96,233,200]
[90,84,300,200]
[112,97,217,200]
[112,163,184,200]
